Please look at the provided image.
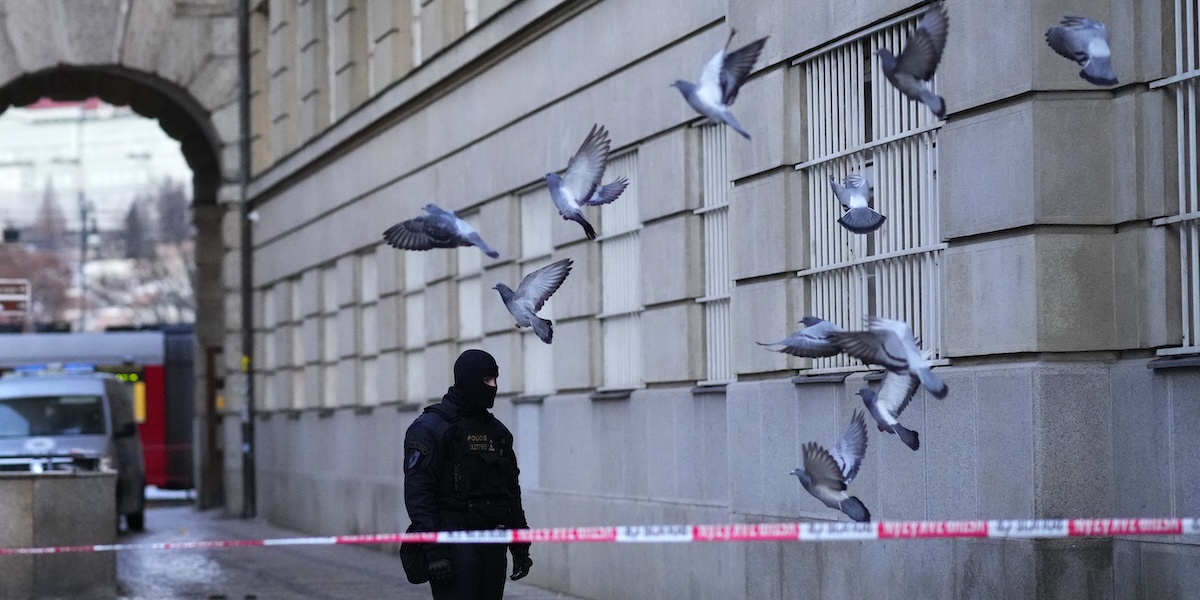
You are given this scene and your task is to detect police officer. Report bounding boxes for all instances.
[403,349,533,599]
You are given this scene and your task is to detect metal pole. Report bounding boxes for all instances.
[237,0,256,519]
[76,110,88,332]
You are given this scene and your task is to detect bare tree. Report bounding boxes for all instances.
[29,180,68,251]
[0,244,72,323]
[123,199,150,259]
[156,179,191,244]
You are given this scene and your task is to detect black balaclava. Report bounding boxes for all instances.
[451,349,499,411]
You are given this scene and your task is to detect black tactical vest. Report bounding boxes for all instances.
[425,403,520,528]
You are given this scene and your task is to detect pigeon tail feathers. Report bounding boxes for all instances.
[1081,57,1118,86]
[838,207,886,234]
[922,90,946,119]
[893,423,920,451]
[579,218,597,241]
[721,112,752,140]
[531,316,554,344]
[840,496,871,523]
[916,366,949,399]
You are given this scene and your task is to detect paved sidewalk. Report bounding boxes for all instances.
[111,504,586,600]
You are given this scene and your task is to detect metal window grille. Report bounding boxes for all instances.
[405,290,426,349]
[696,124,733,384]
[262,285,278,410]
[796,15,945,373]
[600,151,642,389]
[321,265,338,406]
[521,257,555,394]
[519,187,556,394]
[406,350,426,402]
[458,214,484,341]
[1154,0,1200,354]
[359,251,379,404]
[289,276,305,409]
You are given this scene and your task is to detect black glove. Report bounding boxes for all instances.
[427,557,454,585]
[509,547,532,581]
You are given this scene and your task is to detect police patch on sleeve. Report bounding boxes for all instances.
[405,449,422,471]
[404,441,429,473]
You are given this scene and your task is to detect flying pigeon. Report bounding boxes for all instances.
[493,258,574,344]
[757,316,844,358]
[858,370,921,451]
[790,410,871,522]
[383,203,499,258]
[1045,17,1118,87]
[545,125,629,241]
[877,1,949,119]
[829,174,885,234]
[671,29,768,139]
[827,317,949,399]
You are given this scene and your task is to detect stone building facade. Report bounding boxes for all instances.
[2,0,1197,598]
[242,0,1200,597]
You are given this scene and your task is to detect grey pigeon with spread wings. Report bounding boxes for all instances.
[829,174,885,234]
[858,369,921,451]
[791,410,871,522]
[828,317,949,399]
[671,29,768,140]
[493,258,573,344]
[545,125,628,241]
[757,316,844,358]
[877,1,949,119]
[1045,17,1118,87]
[383,203,499,258]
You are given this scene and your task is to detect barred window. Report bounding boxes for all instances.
[261,284,279,410]
[457,213,484,342]
[289,275,305,409]
[795,11,945,372]
[320,264,339,406]
[519,187,555,394]
[696,124,733,384]
[404,251,427,402]
[359,251,380,405]
[600,151,642,389]
[1154,0,1200,354]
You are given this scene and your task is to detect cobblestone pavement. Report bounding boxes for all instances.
[108,504,586,600]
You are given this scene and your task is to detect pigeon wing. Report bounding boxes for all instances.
[720,36,767,105]
[582,177,628,206]
[827,330,908,371]
[1046,17,1106,63]
[561,125,610,205]
[514,258,573,313]
[383,216,456,250]
[877,369,921,420]
[828,176,851,210]
[895,1,949,81]
[831,410,868,484]
[801,442,847,491]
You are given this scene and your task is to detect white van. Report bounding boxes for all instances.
[0,372,147,530]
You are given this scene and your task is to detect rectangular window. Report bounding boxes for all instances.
[403,251,426,402]
[1154,0,1200,354]
[600,151,642,389]
[457,213,484,341]
[518,187,555,394]
[359,251,379,404]
[320,265,338,406]
[696,124,733,384]
[795,12,945,373]
[262,284,278,410]
[289,275,305,409]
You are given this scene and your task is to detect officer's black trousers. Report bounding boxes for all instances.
[429,543,508,600]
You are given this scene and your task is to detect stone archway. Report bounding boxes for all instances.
[0,2,243,509]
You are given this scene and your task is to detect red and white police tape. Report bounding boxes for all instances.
[2,517,1197,556]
